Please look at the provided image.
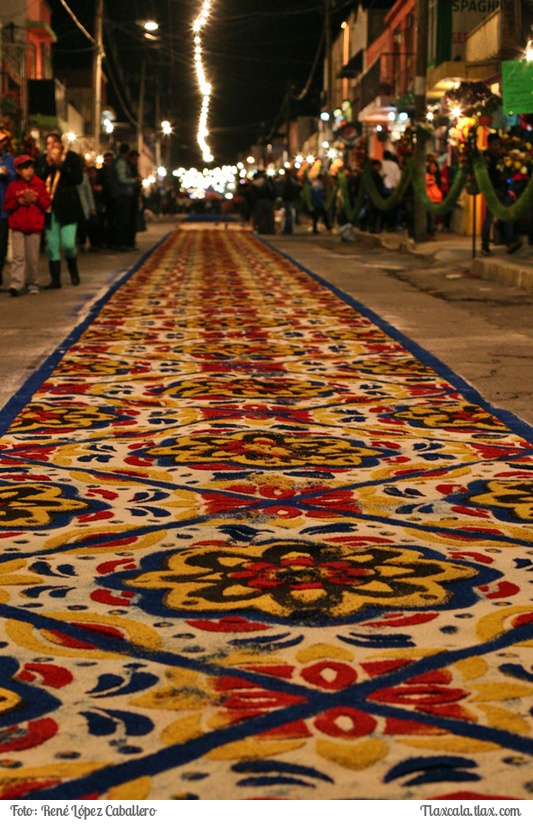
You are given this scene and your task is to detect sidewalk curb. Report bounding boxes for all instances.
[470,257,533,293]
[351,228,533,293]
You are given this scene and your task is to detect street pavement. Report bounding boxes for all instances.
[0,217,532,429]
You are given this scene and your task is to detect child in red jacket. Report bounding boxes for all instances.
[3,155,51,296]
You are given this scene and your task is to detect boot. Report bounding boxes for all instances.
[66,257,80,286]
[44,260,61,289]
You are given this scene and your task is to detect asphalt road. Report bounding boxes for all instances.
[0,219,532,431]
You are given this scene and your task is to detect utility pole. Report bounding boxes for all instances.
[92,0,104,154]
[137,59,145,157]
[325,0,332,112]
[413,0,429,243]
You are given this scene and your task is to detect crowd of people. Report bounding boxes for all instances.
[2,128,529,297]
[0,130,145,297]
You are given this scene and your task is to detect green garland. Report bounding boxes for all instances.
[408,158,467,216]
[303,144,533,228]
[360,162,411,211]
[472,152,533,221]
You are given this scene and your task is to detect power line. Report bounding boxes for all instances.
[57,0,96,45]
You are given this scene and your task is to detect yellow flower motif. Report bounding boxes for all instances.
[469,480,533,522]
[0,559,43,603]
[0,483,89,528]
[146,431,384,469]
[10,402,116,433]
[129,540,476,619]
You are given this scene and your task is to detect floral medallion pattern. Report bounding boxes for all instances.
[0,227,532,800]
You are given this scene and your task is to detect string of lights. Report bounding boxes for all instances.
[193,1,215,163]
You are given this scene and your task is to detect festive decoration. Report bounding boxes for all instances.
[445,81,502,118]
[0,226,533,800]
[193,1,215,163]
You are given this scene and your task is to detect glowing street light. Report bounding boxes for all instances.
[161,120,172,135]
[143,20,159,32]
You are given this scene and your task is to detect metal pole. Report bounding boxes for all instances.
[413,0,429,243]
[325,0,332,112]
[137,59,145,157]
[92,0,104,153]
[472,193,477,258]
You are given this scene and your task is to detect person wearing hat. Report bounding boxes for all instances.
[0,129,16,290]
[3,155,51,296]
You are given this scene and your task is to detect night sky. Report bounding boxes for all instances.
[47,0,349,166]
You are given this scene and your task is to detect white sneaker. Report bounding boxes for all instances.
[27,284,39,294]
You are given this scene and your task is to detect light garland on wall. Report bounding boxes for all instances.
[193,1,214,163]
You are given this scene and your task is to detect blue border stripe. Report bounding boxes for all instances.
[0,234,172,435]
[258,236,533,444]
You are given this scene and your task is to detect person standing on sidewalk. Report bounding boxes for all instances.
[481,133,521,256]
[108,143,138,251]
[36,132,84,288]
[0,129,16,289]
[3,155,51,296]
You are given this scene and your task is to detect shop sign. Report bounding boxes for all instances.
[451,0,500,61]
[502,60,533,115]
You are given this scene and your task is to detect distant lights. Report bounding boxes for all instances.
[451,105,462,118]
[161,120,172,135]
[320,111,330,122]
[193,1,215,162]
[526,38,533,61]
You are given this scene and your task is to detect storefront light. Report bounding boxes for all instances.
[398,112,409,122]
[526,39,533,61]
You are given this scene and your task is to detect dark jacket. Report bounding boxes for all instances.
[0,151,16,219]
[36,149,84,225]
[4,175,51,234]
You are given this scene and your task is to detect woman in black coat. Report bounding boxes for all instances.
[36,132,83,288]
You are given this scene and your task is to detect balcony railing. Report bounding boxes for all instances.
[360,52,415,110]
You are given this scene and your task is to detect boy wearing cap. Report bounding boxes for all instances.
[3,155,51,296]
[0,129,16,289]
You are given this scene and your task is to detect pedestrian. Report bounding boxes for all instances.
[366,160,387,234]
[86,165,106,250]
[250,170,276,234]
[481,133,521,256]
[77,164,98,252]
[381,149,402,230]
[99,151,114,248]
[108,143,138,251]
[426,157,443,240]
[3,155,51,296]
[0,129,16,290]
[310,175,331,234]
[126,149,142,250]
[280,168,301,234]
[36,132,84,288]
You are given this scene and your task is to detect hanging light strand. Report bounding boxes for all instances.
[193,2,214,163]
